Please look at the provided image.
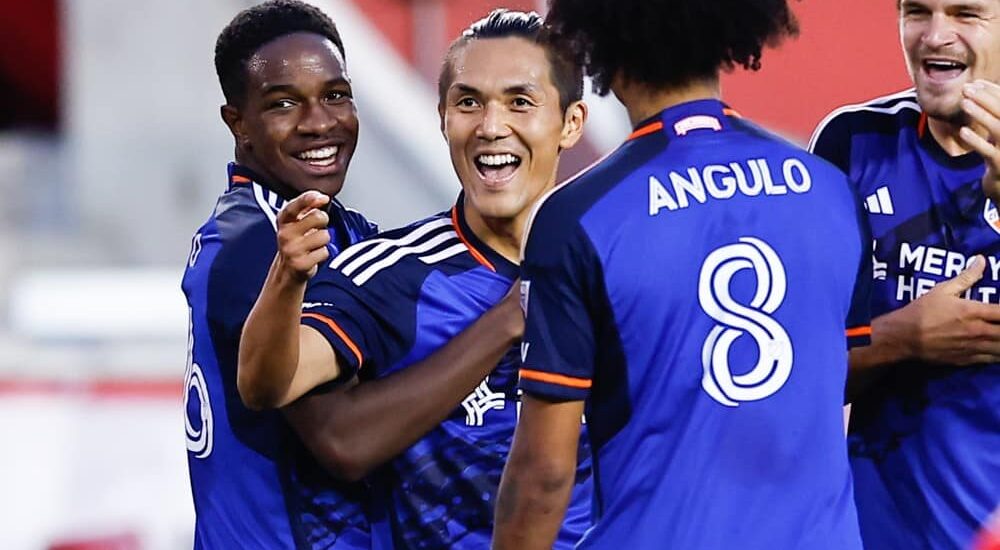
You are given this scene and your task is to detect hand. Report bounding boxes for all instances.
[960,80,1000,202]
[276,191,332,282]
[885,255,1000,366]
[496,279,526,342]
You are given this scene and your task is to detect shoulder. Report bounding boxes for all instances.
[809,89,921,151]
[325,210,463,288]
[333,199,379,238]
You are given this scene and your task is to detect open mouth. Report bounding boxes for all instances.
[922,59,968,82]
[474,153,522,184]
[295,145,340,168]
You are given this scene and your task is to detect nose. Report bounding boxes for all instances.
[297,100,335,136]
[475,102,511,141]
[922,12,957,49]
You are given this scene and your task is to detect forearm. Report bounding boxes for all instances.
[847,309,914,401]
[285,301,521,481]
[492,458,575,550]
[238,255,309,409]
[493,397,582,550]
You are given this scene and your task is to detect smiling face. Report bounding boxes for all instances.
[900,0,1000,122]
[223,32,358,196]
[441,36,584,228]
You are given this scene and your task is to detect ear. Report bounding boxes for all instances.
[438,103,448,141]
[221,104,248,148]
[558,100,588,150]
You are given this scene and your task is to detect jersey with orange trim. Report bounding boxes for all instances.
[811,89,1000,550]
[520,99,871,549]
[299,194,592,550]
[181,163,377,549]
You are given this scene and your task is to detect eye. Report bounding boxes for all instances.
[457,97,480,109]
[956,10,981,20]
[326,90,352,103]
[512,97,535,109]
[271,98,296,109]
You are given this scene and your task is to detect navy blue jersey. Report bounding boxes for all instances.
[519,99,871,550]
[181,163,378,549]
[300,196,592,550]
[811,89,1000,550]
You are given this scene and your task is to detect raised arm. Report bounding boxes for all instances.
[238,191,343,410]
[847,255,1000,400]
[493,396,583,550]
[283,281,524,482]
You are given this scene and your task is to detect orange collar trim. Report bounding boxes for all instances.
[628,121,663,141]
[450,207,496,272]
[918,112,928,139]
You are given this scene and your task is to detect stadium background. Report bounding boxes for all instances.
[0,0,910,548]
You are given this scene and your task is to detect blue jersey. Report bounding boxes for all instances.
[300,196,593,549]
[519,99,871,550]
[181,163,378,549]
[811,89,1000,550]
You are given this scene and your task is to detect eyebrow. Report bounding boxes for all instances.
[260,78,350,95]
[449,82,542,96]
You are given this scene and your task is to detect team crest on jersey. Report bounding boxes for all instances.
[985,199,1000,236]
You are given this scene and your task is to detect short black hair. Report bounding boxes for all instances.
[215,0,344,105]
[545,0,799,96]
[438,9,584,113]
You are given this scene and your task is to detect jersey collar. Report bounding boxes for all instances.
[227,162,355,247]
[628,98,742,142]
[916,113,985,171]
[452,193,520,280]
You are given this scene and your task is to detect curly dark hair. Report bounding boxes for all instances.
[544,0,799,96]
[215,0,344,105]
[438,8,583,113]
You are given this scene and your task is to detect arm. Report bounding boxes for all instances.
[493,396,583,550]
[960,79,1000,203]
[283,284,523,482]
[847,255,1000,400]
[238,191,343,410]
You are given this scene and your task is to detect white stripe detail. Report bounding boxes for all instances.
[866,194,882,214]
[329,238,384,270]
[419,243,467,265]
[352,232,459,286]
[808,90,920,153]
[876,186,894,215]
[337,217,453,276]
[863,186,895,215]
[251,183,279,231]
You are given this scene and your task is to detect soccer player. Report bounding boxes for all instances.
[238,10,593,549]
[493,1,875,548]
[180,2,378,547]
[808,0,1000,548]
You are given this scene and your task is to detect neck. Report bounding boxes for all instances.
[615,76,721,126]
[462,200,527,265]
[926,115,974,157]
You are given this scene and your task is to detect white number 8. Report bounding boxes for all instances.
[698,237,793,407]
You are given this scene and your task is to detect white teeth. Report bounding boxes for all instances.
[297,146,338,161]
[476,153,520,167]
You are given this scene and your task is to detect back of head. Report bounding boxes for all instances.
[215,0,344,106]
[438,8,583,112]
[544,0,799,95]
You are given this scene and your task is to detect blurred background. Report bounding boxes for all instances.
[0,0,910,548]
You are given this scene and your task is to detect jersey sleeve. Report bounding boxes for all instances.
[299,252,411,379]
[518,198,603,402]
[205,204,280,342]
[808,110,853,174]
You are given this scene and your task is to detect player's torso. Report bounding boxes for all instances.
[182,168,374,550]
[840,105,1000,550]
[577,105,864,549]
[353,208,592,549]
